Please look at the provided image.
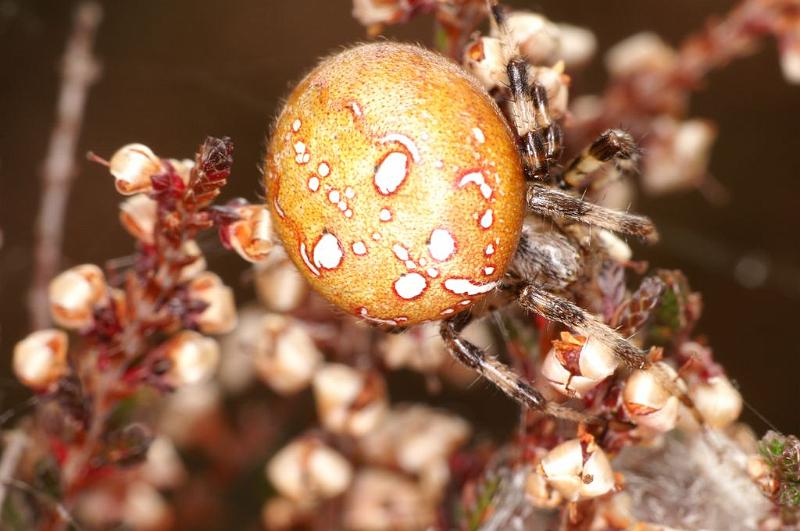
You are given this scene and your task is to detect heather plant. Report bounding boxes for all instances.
[3,1,800,530]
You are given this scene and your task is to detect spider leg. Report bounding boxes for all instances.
[489,0,563,181]
[440,316,588,422]
[517,283,649,370]
[526,183,659,243]
[560,129,639,190]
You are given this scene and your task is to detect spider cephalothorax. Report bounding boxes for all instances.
[264,3,659,420]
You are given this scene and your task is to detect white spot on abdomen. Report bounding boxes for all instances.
[308,177,319,191]
[428,229,455,261]
[318,162,330,177]
[352,241,367,255]
[394,273,427,300]
[480,209,494,229]
[459,171,493,199]
[444,278,497,296]
[292,119,302,132]
[392,243,410,261]
[485,243,495,256]
[312,233,343,270]
[380,133,420,162]
[374,152,408,195]
[472,127,485,144]
[379,208,392,221]
[300,242,319,276]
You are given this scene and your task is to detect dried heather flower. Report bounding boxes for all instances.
[623,363,682,433]
[343,468,434,531]
[556,23,597,69]
[312,363,388,438]
[541,332,618,398]
[162,331,220,387]
[494,11,561,66]
[141,436,186,489]
[178,239,206,282]
[48,263,107,328]
[220,204,273,263]
[267,436,353,502]
[688,375,743,429]
[254,246,307,312]
[262,496,307,530]
[187,271,238,334]
[605,32,677,79]
[254,314,322,394]
[119,193,157,245]
[12,329,68,391]
[538,435,615,501]
[108,143,162,195]
[642,117,718,195]
[359,405,470,477]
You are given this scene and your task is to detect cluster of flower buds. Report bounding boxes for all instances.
[48,263,108,329]
[678,342,743,429]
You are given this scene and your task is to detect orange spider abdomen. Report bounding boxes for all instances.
[265,42,526,325]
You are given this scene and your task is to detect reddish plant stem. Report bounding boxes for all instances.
[28,2,103,330]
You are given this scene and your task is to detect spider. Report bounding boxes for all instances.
[263,0,657,421]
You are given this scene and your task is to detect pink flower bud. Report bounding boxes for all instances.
[188,272,237,335]
[13,329,68,390]
[109,144,162,195]
[162,331,220,387]
[49,264,107,329]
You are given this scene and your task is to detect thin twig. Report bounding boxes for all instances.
[28,2,103,330]
[0,431,28,512]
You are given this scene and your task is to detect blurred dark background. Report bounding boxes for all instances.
[1,0,798,446]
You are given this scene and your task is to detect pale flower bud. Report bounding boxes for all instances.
[539,436,615,501]
[643,118,717,195]
[119,194,157,245]
[141,436,186,489]
[359,405,470,475]
[178,240,206,282]
[188,272,237,335]
[689,375,743,429]
[605,32,677,78]
[494,11,561,66]
[780,36,800,84]
[162,331,220,387]
[254,246,307,312]
[623,363,681,433]
[541,332,618,398]
[313,363,388,438]
[596,229,632,263]
[463,35,506,91]
[49,264,107,329]
[223,205,273,263]
[108,143,162,195]
[352,0,403,29]
[267,437,353,502]
[525,469,562,509]
[122,482,173,531]
[254,314,322,394]
[556,23,597,69]
[13,329,68,391]
[343,469,434,531]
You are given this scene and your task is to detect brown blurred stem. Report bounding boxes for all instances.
[28,2,103,330]
[0,431,28,513]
